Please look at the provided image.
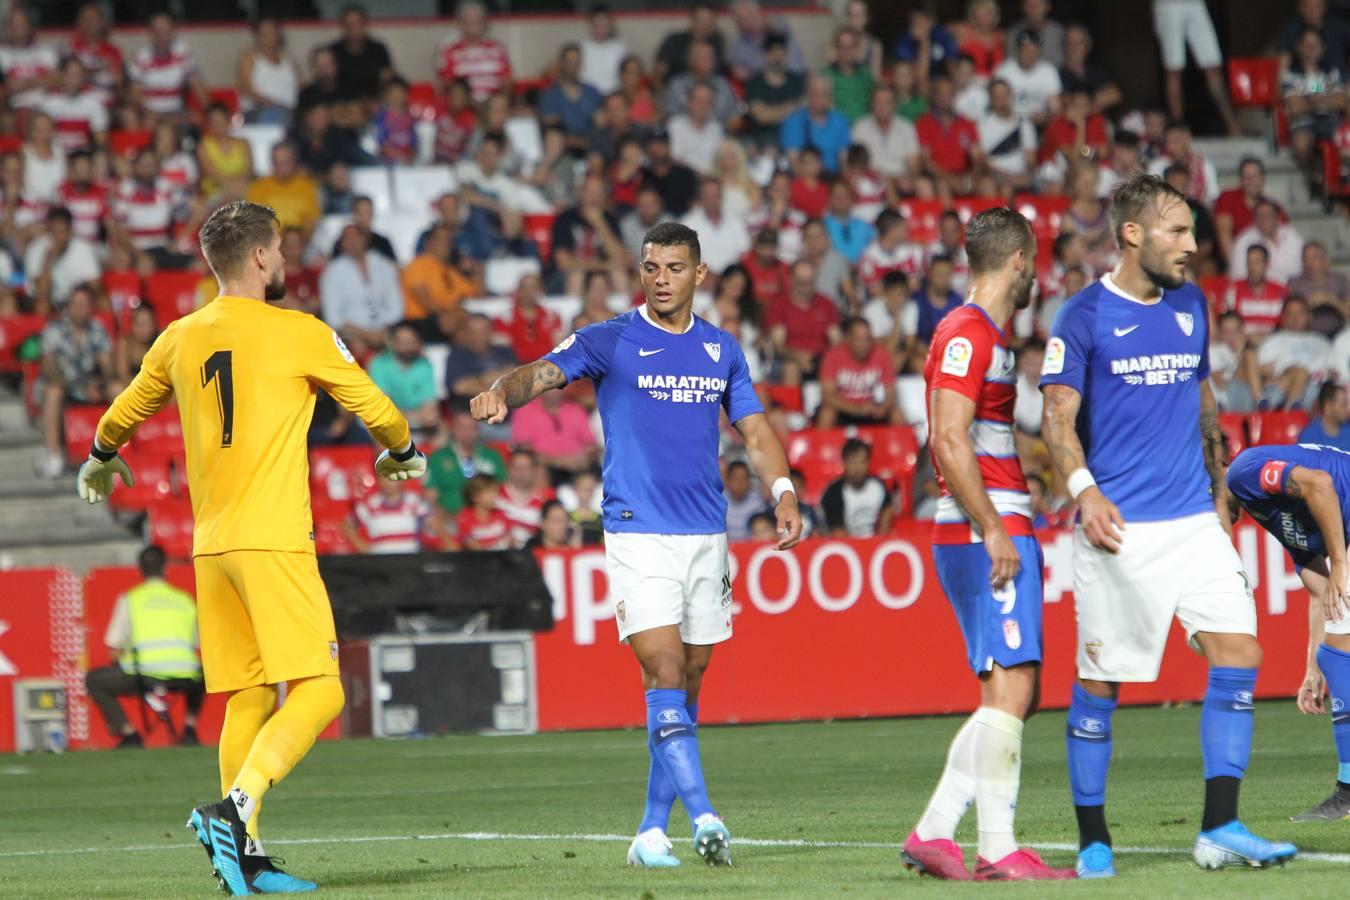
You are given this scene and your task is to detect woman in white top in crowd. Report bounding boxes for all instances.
[22,112,65,204]
[237,17,300,126]
[713,138,761,223]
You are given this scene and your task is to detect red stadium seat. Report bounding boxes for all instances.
[130,411,184,455]
[1227,57,1280,108]
[1013,194,1070,244]
[1322,140,1350,202]
[408,81,445,121]
[1218,413,1248,461]
[208,87,239,115]
[764,384,803,413]
[145,270,202,323]
[309,446,379,502]
[108,128,153,158]
[513,77,551,99]
[522,213,555,265]
[785,428,849,503]
[856,425,921,516]
[0,134,22,155]
[897,198,942,244]
[951,196,1005,224]
[311,496,357,555]
[108,449,180,512]
[63,405,105,464]
[1248,411,1310,446]
[0,313,46,374]
[147,498,195,560]
[1198,275,1231,317]
[102,271,144,332]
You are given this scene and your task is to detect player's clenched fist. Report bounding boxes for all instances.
[470,388,509,424]
[1078,485,1125,554]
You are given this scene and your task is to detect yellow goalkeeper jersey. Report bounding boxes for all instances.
[97,295,411,556]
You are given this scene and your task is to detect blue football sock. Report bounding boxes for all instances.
[1201,666,1257,780]
[1316,644,1350,783]
[638,700,699,833]
[646,689,714,828]
[1066,684,1116,807]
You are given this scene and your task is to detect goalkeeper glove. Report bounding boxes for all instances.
[76,446,135,504]
[375,441,427,481]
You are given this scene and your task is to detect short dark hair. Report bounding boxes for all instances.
[1109,174,1188,246]
[727,459,751,476]
[1317,381,1342,410]
[46,206,73,228]
[842,438,871,460]
[928,252,954,269]
[641,221,701,264]
[462,473,498,506]
[1217,310,1244,327]
[199,200,280,279]
[139,544,167,577]
[881,270,909,291]
[842,316,870,335]
[1238,156,1265,176]
[1246,243,1270,261]
[965,207,1033,276]
[874,208,903,235]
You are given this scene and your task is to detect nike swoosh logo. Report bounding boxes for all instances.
[1070,729,1107,740]
[1113,325,1140,337]
[638,348,664,357]
[658,727,683,738]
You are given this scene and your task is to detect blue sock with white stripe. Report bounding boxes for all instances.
[646,689,714,829]
[1315,644,1350,788]
[638,700,698,833]
[1066,684,1116,849]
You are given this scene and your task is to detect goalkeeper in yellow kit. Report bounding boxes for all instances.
[75,201,426,896]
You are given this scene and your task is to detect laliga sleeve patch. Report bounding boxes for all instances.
[552,333,577,354]
[332,330,355,363]
[1042,336,1066,375]
[1259,459,1289,494]
[939,337,974,377]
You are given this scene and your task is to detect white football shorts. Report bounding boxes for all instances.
[604,531,734,644]
[1073,511,1256,682]
[1152,0,1223,70]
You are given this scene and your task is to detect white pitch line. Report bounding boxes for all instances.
[3,831,1349,865]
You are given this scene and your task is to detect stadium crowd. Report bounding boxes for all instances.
[3,0,1349,555]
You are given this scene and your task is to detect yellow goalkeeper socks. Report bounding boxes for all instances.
[228,675,345,825]
[219,684,277,840]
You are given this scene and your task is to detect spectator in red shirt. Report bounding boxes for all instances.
[1039,89,1108,166]
[1227,244,1288,338]
[457,474,514,550]
[916,74,984,202]
[345,478,436,554]
[1214,157,1288,265]
[497,448,554,547]
[788,146,829,219]
[741,228,791,310]
[817,317,900,427]
[71,2,125,101]
[434,78,477,163]
[58,150,109,245]
[437,0,513,103]
[495,272,561,363]
[768,258,842,383]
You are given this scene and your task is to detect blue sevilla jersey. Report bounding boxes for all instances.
[1226,443,1350,567]
[1039,274,1213,522]
[546,305,764,534]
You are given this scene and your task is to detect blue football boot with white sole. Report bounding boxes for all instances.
[627,828,681,868]
[1193,821,1297,869]
[1076,841,1116,879]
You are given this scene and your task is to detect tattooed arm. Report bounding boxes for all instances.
[470,359,567,424]
[1199,381,1231,535]
[1042,383,1126,553]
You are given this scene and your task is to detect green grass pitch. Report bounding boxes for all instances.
[2,700,1347,898]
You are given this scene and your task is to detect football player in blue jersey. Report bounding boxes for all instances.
[471,222,802,868]
[1040,174,1296,876]
[1227,443,1350,821]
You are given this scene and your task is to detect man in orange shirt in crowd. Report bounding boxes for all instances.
[402,223,478,340]
[245,142,319,238]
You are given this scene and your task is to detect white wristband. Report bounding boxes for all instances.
[771,477,795,504]
[1067,468,1097,500]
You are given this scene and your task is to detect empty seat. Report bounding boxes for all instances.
[392,166,457,211]
[145,270,203,323]
[350,167,394,213]
[309,446,379,502]
[1248,411,1310,447]
[233,123,285,176]
[485,256,542,296]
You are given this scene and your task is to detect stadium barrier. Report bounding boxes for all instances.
[0,522,1315,751]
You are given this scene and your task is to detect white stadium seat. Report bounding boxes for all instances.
[484,257,542,296]
[233,124,285,176]
[392,166,457,211]
[350,167,394,213]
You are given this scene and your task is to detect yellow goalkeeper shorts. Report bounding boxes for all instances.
[194,550,340,693]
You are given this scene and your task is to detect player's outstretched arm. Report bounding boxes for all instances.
[1042,383,1124,553]
[733,412,802,550]
[1199,381,1233,536]
[471,359,566,424]
[930,388,1019,588]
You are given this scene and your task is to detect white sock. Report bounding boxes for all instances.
[244,836,267,858]
[971,706,1024,862]
[228,786,257,826]
[915,715,978,841]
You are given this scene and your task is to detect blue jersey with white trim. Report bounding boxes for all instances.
[1038,274,1213,521]
[546,306,763,534]
[1227,443,1350,567]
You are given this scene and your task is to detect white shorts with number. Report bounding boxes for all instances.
[1152,0,1223,70]
[605,532,734,644]
[1074,511,1256,682]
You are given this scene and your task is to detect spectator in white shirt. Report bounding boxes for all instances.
[456,133,527,216]
[992,29,1062,125]
[25,207,100,310]
[850,84,922,189]
[0,6,58,110]
[977,78,1037,191]
[320,225,404,357]
[580,4,627,94]
[1230,200,1306,284]
[1146,120,1219,205]
[1259,296,1331,410]
[668,82,725,175]
[22,112,65,203]
[1210,310,1262,412]
[39,57,108,153]
[681,178,751,276]
[953,54,990,121]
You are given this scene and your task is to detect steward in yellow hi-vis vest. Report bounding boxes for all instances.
[74,202,428,891]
